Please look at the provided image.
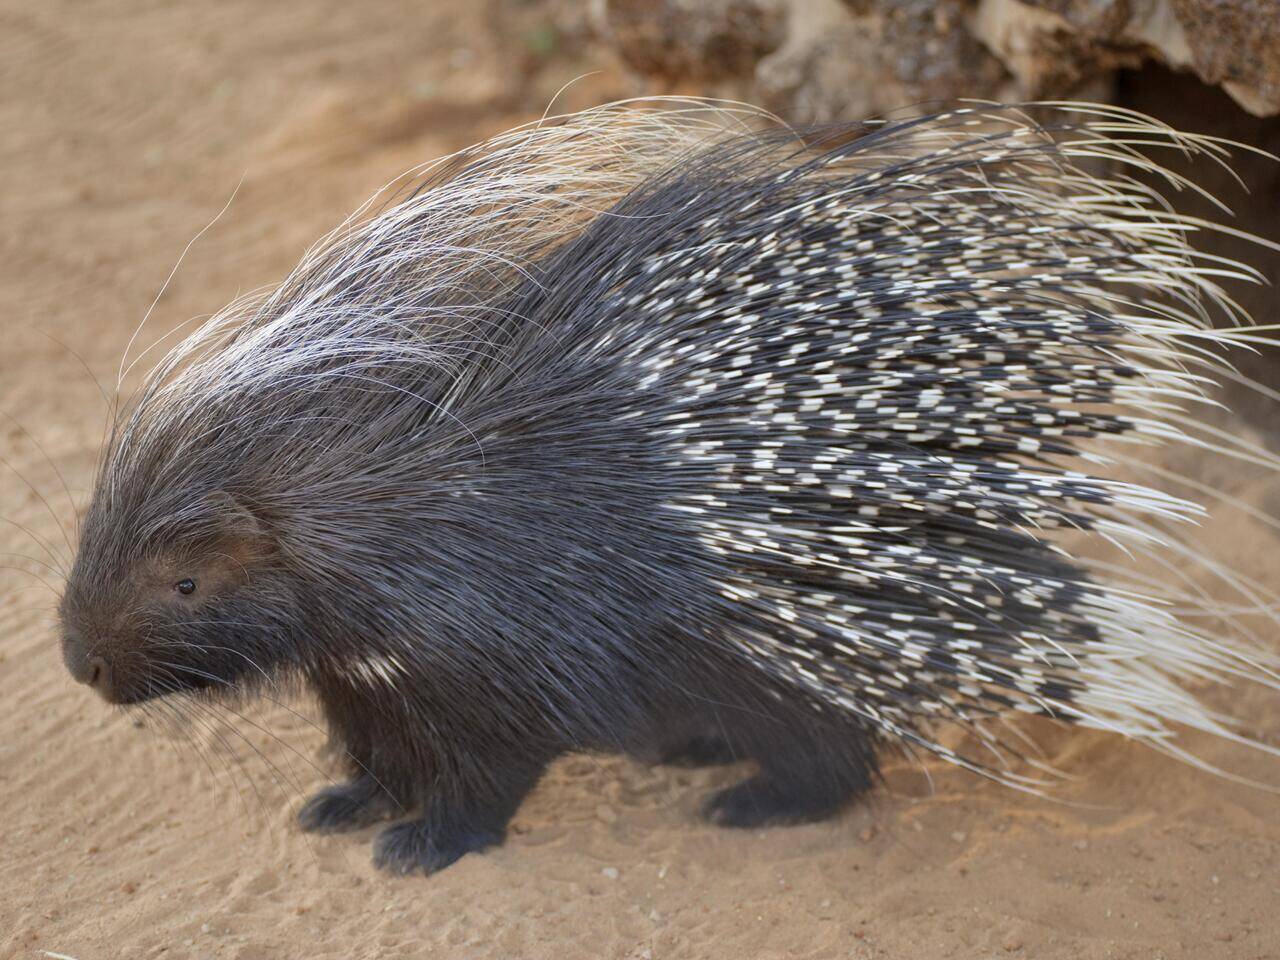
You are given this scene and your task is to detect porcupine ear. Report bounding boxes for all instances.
[204,491,266,544]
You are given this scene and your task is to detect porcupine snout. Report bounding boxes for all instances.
[61,627,111,696]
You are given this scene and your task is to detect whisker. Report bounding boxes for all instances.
[0,409,81,546]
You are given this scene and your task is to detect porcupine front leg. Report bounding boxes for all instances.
[299,679,412,833]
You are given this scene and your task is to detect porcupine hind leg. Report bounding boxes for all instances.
[372,748,554,875]
[635,717,741,767]
[656,733,740,767]
[702,721,879,828]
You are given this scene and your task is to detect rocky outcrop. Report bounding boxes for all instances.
[592,0,1280,120]
[971,0,1280,117]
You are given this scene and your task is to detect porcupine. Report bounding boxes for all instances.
[57,100,1280,875]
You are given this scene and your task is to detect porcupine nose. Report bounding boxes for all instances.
[62,631,111,693]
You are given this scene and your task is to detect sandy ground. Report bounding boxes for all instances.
[2,3,1280,958]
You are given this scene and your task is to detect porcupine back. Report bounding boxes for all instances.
[101,100,1280,791]
[479,102,1280,783]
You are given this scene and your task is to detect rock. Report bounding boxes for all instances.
[971,0,1280,116]
[755,0,1006,122]
[594,0,1280,118]
[595,803,618,824]
[595,0,788,85]
[1172,0,1280,114]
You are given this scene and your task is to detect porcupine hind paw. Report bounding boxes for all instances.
[702,774,848,827]
[298,774,400,833]
[702,745,875,828]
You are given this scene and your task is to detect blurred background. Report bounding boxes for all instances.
[3,3,1279,958]
[5,0,1278,420]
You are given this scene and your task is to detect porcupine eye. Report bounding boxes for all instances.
[175,578,197,596]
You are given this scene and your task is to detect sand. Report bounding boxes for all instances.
[2,2,1279,958]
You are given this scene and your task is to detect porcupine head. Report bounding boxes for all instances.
[56,101,1280,875]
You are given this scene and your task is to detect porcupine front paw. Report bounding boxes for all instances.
[368,749,549,874]
[372,818,504,875]
[298,774,400,833]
